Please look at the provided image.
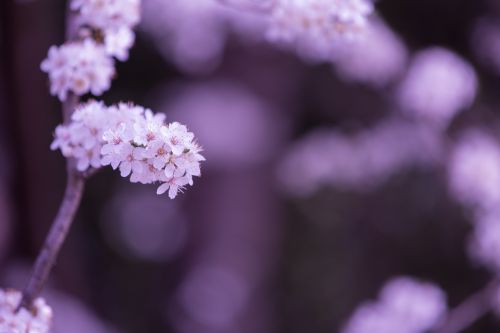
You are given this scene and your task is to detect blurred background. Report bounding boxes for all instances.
[2,0,500,332]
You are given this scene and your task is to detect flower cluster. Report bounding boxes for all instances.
[397,47,478,129]
[332,19,408,87]
[0,289,53,333]
[40,40,114,101]
[71,0,140,61]
[469,211,500,272]
[141,0,267,74]
[278,118,443,196]
[342,277,447,333]
[267,0,373,59]
[447,130,500,272]
[51,100,111,171]
[51,101,204,199]
[41,0,140,101]
[71,0,140,31]
[448,130,500,212]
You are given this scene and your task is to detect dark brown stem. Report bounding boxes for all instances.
[432,279,499,333]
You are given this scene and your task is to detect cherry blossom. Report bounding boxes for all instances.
[0,289,53,333]
[51,101,205,199]
[40,40,115,101]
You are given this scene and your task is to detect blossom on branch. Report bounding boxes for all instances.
[267,0,373,59]
[40,40,115,101]
[51,101,205,199]
[41,0,141,101]
[71,0,141,61]
[71,0,141,31]
[103,26,136,61]
[0,289,53,333]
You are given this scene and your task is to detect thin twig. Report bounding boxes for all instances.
[432,279,499,333]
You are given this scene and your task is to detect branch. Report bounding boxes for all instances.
[17,168,84,311]
[17,93,83,311]
[18,93,83,311]
[17,5,84,312]
[432,279,499,333]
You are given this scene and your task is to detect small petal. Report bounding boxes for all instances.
[156,183,169,195]
[120,162,132,177]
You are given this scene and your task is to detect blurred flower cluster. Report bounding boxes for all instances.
[279,118,443,195]
[342,277,447,333]
[141,0,376,73]
[267,0,373,59]
[397,48,478,129]
[448,130,500,275]
[136,0,500,330]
